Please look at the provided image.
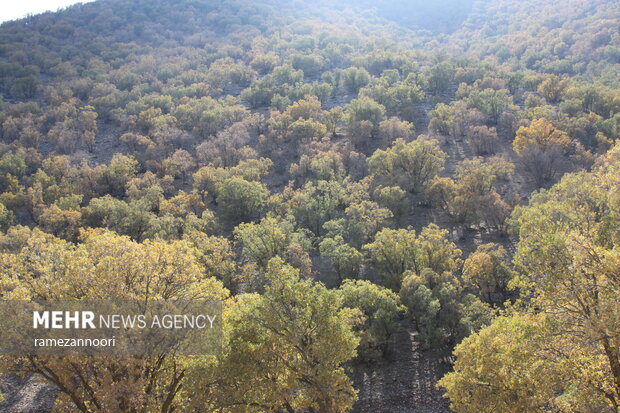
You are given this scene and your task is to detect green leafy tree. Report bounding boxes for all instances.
[215,177,268,225]
[341,67,371,94]
[368,137,446,193]
[427,61,455,95]
[363,228,419,291]
[344,200,392,248]
[285,180,343,236]
[319,235,363,282]
[337,280,404,359]
[234,216,294,268]
[373,186,409,222]
[188,257,359,412]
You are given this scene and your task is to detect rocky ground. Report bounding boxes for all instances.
[0,374,55,413]
[351,322,452,413]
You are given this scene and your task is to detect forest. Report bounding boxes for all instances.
[0,0,618,411]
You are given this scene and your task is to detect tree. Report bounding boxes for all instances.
[373,185,409,222]
[337,280,404,359]
[183,230,237,287]
[428,103,453,136]
[363,228,419,291]
[38,204,82,242]
[102,154,138,197]
[195,121,256,168]
[319,236,363,282]
[0,202,15,231]
[513,118,572,185]
[250,53,279,74]
[368,137,446,193]
[82,196,157,242]
[187,258,359,412]
[163,149,196,182]
[77,105,97,151]
[400,283,440,344]
[120,132,154,154]
[508,144,620,409]
[215,177,268,225]
[427,61,455,95]
[0,151,27,183]
[345,96,385,126]
[378,117,415,146]
[429,156,516,231]
[234,216,294,268]
[400,267,492,348]
[416,223,462,276]
[291,54,324,77]
[462,243,514,303]
[267,95,329,147]
[346,120,373,146]
[467,125,498,155]
[364,223,460,292]
[288,118,328,145]
[159,190,205,218]
[0,229,228,412]
[284,180,343,236]
[341,67,371,94]
[438,315,567,413]
[345,96,386,144]
[343,200,392,248]
[460,86,513,124]
[537,74,569,103]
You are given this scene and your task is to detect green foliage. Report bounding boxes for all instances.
[233,215,308,270]
[373,185,409,221]
[215,177,268,225]
[284,180,344,236]
[344,200,393,248]
[319,235,363,282]
[0,203,15,231]
[429,156,516,231]
[337,279,404,359]
[364,224,460,291]
[188,257,360,412]
[461,86,513,123]
[341,66,371,94]
[368,137,446,193]
[82,195,155,242]
[345,96,386,144]
[427,61,455,95]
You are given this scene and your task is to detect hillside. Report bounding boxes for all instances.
[0,0,618,412]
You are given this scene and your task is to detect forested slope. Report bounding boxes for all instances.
[0,0,618,411]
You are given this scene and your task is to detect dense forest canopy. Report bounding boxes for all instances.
[0,0,618,412]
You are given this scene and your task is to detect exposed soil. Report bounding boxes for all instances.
[351,322,452,413]
[0,375,55,413]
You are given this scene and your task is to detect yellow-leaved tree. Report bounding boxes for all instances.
[512,118,572,185]
[439,144,620,412]
[0,228,228,412]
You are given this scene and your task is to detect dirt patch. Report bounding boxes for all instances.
[0,374,56,413]
[351,321,452,413]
